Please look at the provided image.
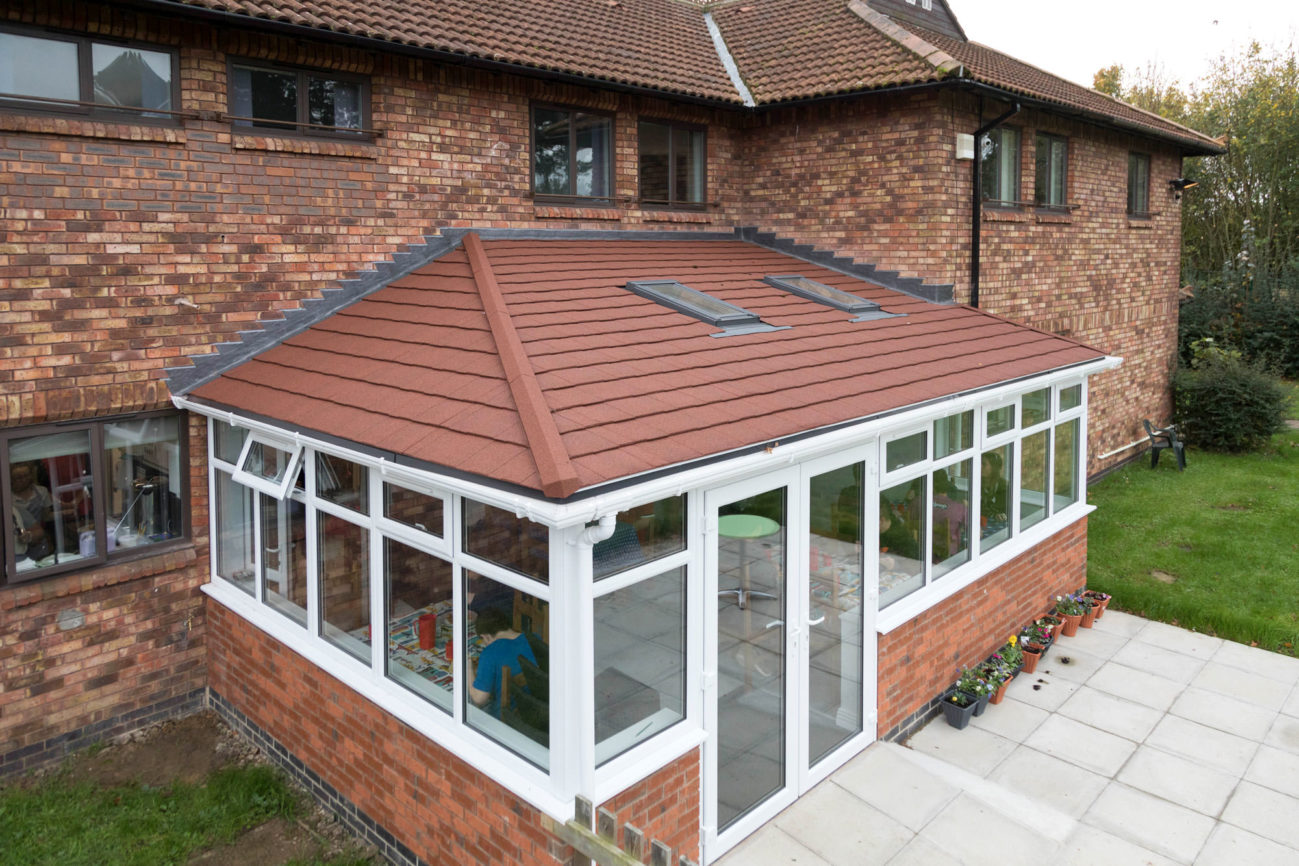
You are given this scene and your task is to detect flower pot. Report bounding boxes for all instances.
[971,691,991,716]
[1084,591,1111,618]
[1042,616,1065,641]
[1080,605,1098,629]
[941,691,978,729]
[989,676,1012,705]
[1022,644,1043,674]
[1060,613,1082,636]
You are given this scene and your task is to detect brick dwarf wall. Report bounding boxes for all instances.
[876,517,1088,738]
[0,415,210,778]
[207,600,701,866]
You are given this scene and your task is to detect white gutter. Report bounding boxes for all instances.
[173,353,1120,529]
[704,12,755,108]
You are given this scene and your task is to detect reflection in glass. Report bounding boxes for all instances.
[593,494,685,580]
[716,487,786,831]
[243,440,294,485]
[1059,384,1082,412]
[934,411,973,459]
[8,431,96,574]
[987,405,1015,437]
[214,471,255,595]
[1022,388,1050,428]
[385,539,453,712]
[638,121,670,202]
[307,75,360,129]
[980,444,1013,553]
[105,415,183,550]
[1020,430,1049,530]
[879,477,924,607]
[464,571,549,768]
[383,482,443,537]
[885,431,926,471]
[1053,420,1079,511]
[212,419,248,464]
[0,33,78,103]
[594,567,685,765]
[232,66,296,130]
[932,460,971,578]
[92,44,172,113]
[319,512,370,662]
[316,452,367,513]
[573,111,611,198]
[260,493,307,626]
[808,466,863,766]
[533,107,570,196]
[463,499,549,582]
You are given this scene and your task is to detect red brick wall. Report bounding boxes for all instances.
[0,415,210,777]
[876,518,1088,736]
[207,599,701,865]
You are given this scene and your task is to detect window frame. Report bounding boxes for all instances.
[231,432,304,500]
[0,23,180,122]
[636,117,707,210]
[1033,132,1069,210]
[226,57,371,139]
[980,126,1021,206]
[1127,151,1152,217]
[530,102,616,204]
[1,409,190,585]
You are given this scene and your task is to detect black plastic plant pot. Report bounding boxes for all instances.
[941,690,978,729]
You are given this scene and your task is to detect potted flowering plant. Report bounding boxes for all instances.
[1040,613,1065,641]
[1054,594,1087,636]
[1082,589,1111,618]
[954,665,995,716]
[941,688,978,729]
[1019,622,1051,673]
[983,641,1018,705]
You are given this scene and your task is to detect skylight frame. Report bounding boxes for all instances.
[763,274,880,314]
[625,279,761,329]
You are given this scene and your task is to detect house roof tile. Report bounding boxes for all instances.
[188,235,1107,499]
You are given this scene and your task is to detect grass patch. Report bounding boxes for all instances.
[1087,424,1299,655]
[0,765,295,866]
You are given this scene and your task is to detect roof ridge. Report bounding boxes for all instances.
[463,232,582,499]
[847,0,964,77]
[1089,88,1227,146]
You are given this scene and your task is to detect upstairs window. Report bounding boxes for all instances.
[638,120,706,208]
[532,104,613,201]
[0,26,176,119]
[1128,152,1151,215]
[980,127,1020,204]
[230,60,367,136]
[1034,133,1068,208]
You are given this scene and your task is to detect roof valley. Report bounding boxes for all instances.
[462,232,582,499]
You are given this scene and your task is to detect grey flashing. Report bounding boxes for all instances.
[704,12,756,108]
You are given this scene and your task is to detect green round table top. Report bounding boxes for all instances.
[718,514,781,539]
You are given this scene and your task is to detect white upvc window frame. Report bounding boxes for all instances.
[231,431,303,500]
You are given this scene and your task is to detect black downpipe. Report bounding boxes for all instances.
[970,100,1021,308]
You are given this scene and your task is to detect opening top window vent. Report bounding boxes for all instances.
[625,280,787,337]
[763,275,900,322]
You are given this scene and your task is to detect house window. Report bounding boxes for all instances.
[593,494,686,580]
[980,127,1020,204]
[2,412,188,584]
[229,60,367,135]
[463,500,550,582]
[386,538,454,712]
[638,120,705,207]
[0,26,176,118]
[1034,133,1068,208]
[1128,152,1151,215]
[532,104,613,201]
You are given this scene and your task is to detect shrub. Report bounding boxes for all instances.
[1180,260,1299,377]
[1173,347,1287,452]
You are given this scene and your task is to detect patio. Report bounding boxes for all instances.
[720,610,1299,865]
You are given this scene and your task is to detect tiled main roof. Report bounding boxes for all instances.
[186,235,1106,499]
[152,0,1221,151]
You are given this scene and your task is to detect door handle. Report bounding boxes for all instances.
[808,612,826,626]
[764,619,784,630]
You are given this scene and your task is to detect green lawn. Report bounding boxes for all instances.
[1086,391,1299,656]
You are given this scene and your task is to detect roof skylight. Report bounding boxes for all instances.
[625,280,785,336]
[763,274,900,322]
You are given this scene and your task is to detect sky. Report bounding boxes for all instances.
[955,0,1299,90]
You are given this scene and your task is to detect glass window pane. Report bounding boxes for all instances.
[686,127,706,203]
[1051,139,1067,204]
[533,107,571,196]
[214,470,255,594]
[383,482,443,537]
[932,459,971,577]
[885,431,926,472]
[463,500,549,583]
[1034,134,1050,205]
[315,452,367,513]
[260,493,307,625]
[92,44,172,113]
[243,440,294,485]
[385,538,453,712]
[212,419,247,464]
[879,477,925,608]
[1053,420,1079,511]
[0,33,79,103]
[1020,430,1049,530]
[104,415,182,551]
[232,66,297,130]
[1022,388,1050,428]
[1059,384,1082,412]
[319,512,370,662]
[594,566,685,765]
[934,411,973,459]
[638,121,670,202]
[980,445,1013,553]
[465,571,549,768]
[987,405,1015,437]
[574,111,611,198]
[593,494,685,580]
[307,75,360,129]
[807,464,863,764]
[8,432,96,575]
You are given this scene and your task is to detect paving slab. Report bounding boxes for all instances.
[1191,661,1293,711]
[1057,824,1180,866]
[1087,662,1185,712]
[1283,682,1299,719]
[1090,609,1147,639]
[883,835,962,866]
[1005,670,1079,712]
[1116,746,1239,817]
[1263,712,1299,756]
[1085,782,1217,863]
[1034,645,1107,684]
[1220,780,1299,850]
[1055,623,1128,659]
[906,715,1017,777]
[1136,621,1223,660]
[1111,639,1206,684]
[1210,640,1299,683]
[1024,712,1138,777]
[1144,714,1260,777]
[828,742,958,833]
[718,825,832,866]
[919,793,1060,866]
[1057,685,1163,742]
[772,781,910,866]
[1243,744,1299,798]
[968,693,1049,743]
[987,746,1109,818]
[1170,687,1276,741]
[1195,823,1299,865]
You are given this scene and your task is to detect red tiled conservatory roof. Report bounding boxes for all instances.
[185,234,1106,499]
